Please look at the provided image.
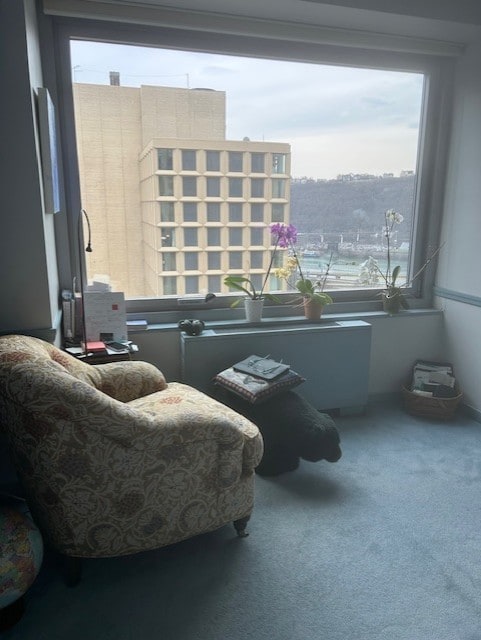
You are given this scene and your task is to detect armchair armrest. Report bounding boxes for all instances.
[94,360,167,402]
[127,383,263,482]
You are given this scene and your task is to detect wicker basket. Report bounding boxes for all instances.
[402,385,463,420]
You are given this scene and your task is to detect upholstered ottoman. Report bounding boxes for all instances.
[0,505,44,631]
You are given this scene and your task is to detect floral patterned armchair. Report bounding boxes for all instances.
[0,334,263,581]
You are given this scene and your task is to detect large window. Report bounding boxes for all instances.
[65,25,449,310]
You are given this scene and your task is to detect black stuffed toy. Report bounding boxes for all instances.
[213,389,342,476]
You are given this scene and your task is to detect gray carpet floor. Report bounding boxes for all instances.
[4,402,481,640]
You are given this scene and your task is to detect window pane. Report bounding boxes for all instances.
[273,251,284,267]
[208,251,221,269]
[207,202,221,222]
[182,149,196,171]
[160,228,176,247]
[229,251,243,269]
[251,153,265,173]
[206,177,220,197]
[250,227,264,245]
[272,179,285,199]
[228,203,243,222]
[251,178,264,198]
[272,153,286,174]
[184,228,198,246]
[271,203,284,222]
[183,176,197,197]
[229,151,243,172]
[251,203,264,222]
[158,148,173,170]
[72,40,425,304]
[183,202,197,222]
[184,252,198,270]
[229,227,243,246]
[159,176,173,196]
[163,276,177,295]
[250,251,263,269]
[250,274,263,291]
[162,252,176,271]
[208,275,221,292]
[206,150,220,171]
[229,177,243,198]
[160,202,175,222]
[185,275,198,294]
[207,227,221,246]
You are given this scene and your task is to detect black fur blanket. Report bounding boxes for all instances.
[213,389,342,476]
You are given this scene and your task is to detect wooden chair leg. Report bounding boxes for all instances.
[63,555,82,587]
[233,515,250,538]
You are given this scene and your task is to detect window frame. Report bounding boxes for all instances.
[52,16,453,315]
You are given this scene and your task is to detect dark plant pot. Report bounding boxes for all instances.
[382,291,403,315]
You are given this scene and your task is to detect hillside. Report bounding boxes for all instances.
[290,174,416,243]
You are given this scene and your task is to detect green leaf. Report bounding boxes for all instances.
[391,265,401,286]
[310,292,333,306]
[224,275,251,286]
[296,279,315,295]
[224,275,254,299]
[264,293,281,303]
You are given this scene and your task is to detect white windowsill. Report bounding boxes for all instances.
[126,307,443,334]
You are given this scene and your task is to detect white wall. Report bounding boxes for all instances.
[435,41,481,416]
[128,313,445,401]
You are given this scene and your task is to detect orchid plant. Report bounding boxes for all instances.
[378,208,408,308]
[272,222,333,307]
[374,208,443,311]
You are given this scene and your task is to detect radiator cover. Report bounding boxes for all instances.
[180,320,372,412]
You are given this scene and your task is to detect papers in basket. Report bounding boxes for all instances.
[411,360,457,398]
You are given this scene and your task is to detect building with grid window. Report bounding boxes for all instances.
[73,81,291,297]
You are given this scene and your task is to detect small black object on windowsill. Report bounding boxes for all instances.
[178,319,205,336]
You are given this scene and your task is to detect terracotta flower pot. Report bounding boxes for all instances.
[303,297,324,320]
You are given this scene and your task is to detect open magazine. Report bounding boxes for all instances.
[233,355,290,381]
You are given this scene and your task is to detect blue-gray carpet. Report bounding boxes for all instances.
[4,402,481,640]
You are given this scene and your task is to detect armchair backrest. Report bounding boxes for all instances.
[0,334,102,389]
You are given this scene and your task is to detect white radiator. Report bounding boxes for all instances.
[180,320,372,413]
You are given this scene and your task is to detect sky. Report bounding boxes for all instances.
[70,40,424,180]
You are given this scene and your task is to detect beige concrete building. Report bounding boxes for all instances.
[73,82,291,298]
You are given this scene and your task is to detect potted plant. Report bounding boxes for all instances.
[223,274,277,322]
[223,224,284,321]
[272,223,333,320]
[374,209,443,314]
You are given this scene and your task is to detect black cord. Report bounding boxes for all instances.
[81,208,93,252]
